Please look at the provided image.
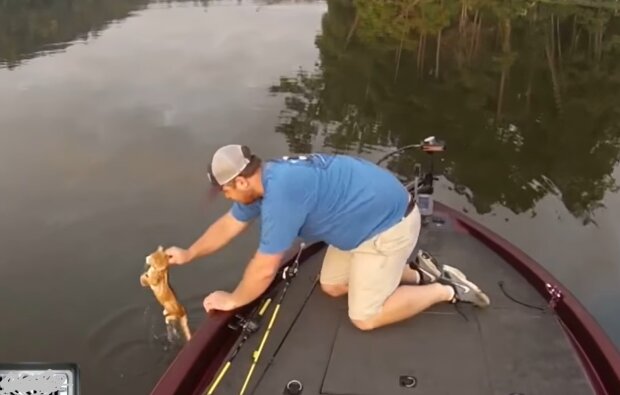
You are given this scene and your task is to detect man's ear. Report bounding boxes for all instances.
[235,177,250,190]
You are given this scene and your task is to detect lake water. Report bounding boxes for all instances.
[1,0,619,393]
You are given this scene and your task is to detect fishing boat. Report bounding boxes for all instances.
[149,138,620,395]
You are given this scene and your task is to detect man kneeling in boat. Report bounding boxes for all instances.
[165,145,490,331]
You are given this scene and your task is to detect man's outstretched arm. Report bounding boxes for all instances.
[231,251,284,307]
[203,250,284,312]
[166,211,252,265]
[203,184,306,311]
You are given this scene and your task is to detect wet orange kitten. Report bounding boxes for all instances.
[140,246,191,342]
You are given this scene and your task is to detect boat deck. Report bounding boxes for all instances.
[201,215,595,395]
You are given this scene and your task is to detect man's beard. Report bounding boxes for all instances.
[239,190,262,205]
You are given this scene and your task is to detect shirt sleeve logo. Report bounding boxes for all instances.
[276,154,332,168]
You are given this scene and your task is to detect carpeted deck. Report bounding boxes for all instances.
[201,219,595,395]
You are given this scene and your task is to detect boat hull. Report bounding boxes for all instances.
[149,202,620,395]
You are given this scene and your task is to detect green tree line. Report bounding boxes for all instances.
[271,0,620,222]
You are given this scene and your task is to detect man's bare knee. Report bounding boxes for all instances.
[321,283,348,298]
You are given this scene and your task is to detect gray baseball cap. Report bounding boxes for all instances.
[207,144,259,187]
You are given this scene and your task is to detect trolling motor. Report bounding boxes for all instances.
[376,136,446,217]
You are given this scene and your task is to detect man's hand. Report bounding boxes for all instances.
[203,291,238,313]
[165,246,194,265]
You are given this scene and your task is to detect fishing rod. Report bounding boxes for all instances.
[205,295,274,395]
[204,242,305,395]
[238,242,305,395]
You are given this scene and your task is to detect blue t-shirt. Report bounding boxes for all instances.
[231,154,409,254]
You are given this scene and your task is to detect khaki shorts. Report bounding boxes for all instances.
[320,204,421,321]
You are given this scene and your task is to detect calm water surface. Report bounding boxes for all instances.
[1,0,619,393]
